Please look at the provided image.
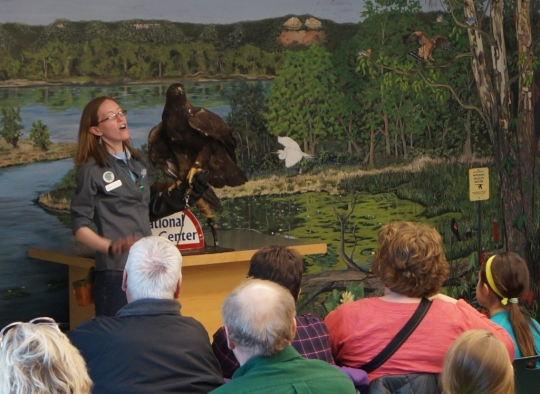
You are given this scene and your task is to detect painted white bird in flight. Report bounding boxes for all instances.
[276,136,314,168]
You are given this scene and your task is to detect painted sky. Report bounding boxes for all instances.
[0,0,440,25]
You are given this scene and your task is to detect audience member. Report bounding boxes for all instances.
[442,329,514,394]
[212,245,334,378]
[0,318,92,394]
[210,279,356,394]
[477,251,540,358]
[325,222,514,381]
[68,236,223,394]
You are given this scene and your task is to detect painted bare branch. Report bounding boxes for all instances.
[296,268,373,311]
[332,196,369,273]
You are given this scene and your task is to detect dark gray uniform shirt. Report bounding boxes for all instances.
[71,151,153,271]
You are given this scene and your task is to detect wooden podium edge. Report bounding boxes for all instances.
[28,242,327,268]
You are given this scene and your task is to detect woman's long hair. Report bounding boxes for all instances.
[480,252,539,357]
[74,96,141,168]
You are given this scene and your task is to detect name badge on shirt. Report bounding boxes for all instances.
[105,179,122,192]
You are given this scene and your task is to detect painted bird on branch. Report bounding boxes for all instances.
[148,83,248,244]
[404,31,454,64]
[451,218,461,241]
[358,49,372,58]
[433,14,448,25]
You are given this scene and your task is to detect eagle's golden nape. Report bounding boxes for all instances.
[148,83,248,247]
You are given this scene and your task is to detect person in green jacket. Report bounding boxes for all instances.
[210,279,356,394]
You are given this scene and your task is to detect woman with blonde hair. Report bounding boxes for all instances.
[0,318,92,394]
[442,329,514,394]
[476,251,540,358]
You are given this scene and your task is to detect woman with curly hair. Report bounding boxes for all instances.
[325,221,514,381]
[0,318,92,394]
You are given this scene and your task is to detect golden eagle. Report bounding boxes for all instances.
[404,31,454,63]
[148,83,247,242]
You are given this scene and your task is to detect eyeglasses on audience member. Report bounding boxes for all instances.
[0,317,60,348]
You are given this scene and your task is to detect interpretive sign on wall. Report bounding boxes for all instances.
[469,167,490,201]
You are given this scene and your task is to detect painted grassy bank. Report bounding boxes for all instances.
[44,158,538,315]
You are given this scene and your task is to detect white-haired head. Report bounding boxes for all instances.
[222,279,296,361]
[0,323,92,394]
[123,236,182,301]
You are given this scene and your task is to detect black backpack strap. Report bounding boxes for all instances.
[359,297,432,374]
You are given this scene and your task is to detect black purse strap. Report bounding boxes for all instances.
[359,297,432,374]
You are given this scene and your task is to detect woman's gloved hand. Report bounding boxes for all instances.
[149,170,210,220]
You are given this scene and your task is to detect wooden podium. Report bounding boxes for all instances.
[28,229,326,335]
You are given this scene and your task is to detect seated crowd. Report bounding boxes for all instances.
[1,222,538,394]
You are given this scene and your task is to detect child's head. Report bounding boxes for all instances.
[477,251,537,357]
[477,252,529,307]
[442,329,514,394]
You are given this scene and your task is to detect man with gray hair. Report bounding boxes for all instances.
[68,236,223,394]
[210,279,356,394]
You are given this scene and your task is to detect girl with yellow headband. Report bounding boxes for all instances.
[476,252,540,358]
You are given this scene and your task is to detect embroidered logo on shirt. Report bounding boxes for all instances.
[103,171,115,183]
[105,179,122,192]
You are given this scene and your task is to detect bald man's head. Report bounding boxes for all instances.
[222,279,296,357]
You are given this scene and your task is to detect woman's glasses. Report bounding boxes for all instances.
[0,317,60,348]
[98,109,128,123]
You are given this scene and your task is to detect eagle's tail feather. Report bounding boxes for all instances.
[195,198,215,219]
[202,187,222,212]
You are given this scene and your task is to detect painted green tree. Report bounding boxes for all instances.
[225,81,271,172]
[331,40,368,160]
[0,107,23,148]
[265,45,341,155]
[29,120,51,151]
[0,48,20,80]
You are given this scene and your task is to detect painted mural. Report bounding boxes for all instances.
[1,0,539,327]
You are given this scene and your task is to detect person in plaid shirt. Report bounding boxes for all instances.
[212,245,335,378]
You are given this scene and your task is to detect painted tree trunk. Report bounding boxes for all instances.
[463,0,531,257]
[462,109,472,161]
[369,128,375,166]
[400,119,407,157]
[383,111,391,155]
[516,0,535,251]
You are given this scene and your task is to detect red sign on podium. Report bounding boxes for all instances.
[150,210,205,250]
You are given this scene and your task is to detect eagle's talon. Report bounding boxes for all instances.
[186,167,201,187]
